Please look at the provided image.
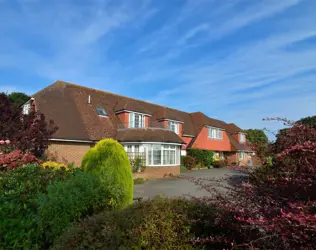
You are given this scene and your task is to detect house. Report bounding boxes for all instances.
[24,81,253,178]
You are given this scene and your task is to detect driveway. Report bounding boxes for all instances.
[134,168,247,200]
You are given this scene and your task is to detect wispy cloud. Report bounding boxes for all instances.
[0,0,315,133]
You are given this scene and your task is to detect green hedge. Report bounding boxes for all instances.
[0,164,75,249]
[37,171,123,247]
[81,139,133,207]
[187,149,214,168]
[53,197,221,250]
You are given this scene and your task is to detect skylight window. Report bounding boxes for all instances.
[96,107,107,116]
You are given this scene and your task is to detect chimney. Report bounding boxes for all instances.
[88,95,91,104]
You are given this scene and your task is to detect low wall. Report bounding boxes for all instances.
[134,166,180,179]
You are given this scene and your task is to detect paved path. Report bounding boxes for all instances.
[134,168,247,200]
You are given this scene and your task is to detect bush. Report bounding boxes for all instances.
[37,171,122,247]
[133,178,146,185]
[53,197,221,250]
[187,149,214,167]
[213,159,227,168]
[42,161,69,171]
[0,150,41,171]
[182,155,196,169]
[130,156,145,173]
[0,164,75,249]
[81,139,133,207]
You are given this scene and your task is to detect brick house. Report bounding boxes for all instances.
[24,81,253,178]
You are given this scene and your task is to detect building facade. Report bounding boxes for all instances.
[26,81,253,178]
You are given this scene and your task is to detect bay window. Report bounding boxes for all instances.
[123,143,181,166]
[208,127,223,139]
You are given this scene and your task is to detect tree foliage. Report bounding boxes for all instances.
[0,93,57,156]
[244,129,268,158]
[298,115,316,128]
[8,92,30,109]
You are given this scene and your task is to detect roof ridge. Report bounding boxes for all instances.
[54,80,191,115]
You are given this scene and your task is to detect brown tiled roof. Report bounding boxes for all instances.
[227,134,252,151]
[224,123,244,133]
[33,81,196,140]
[115,128,184,144]
[114,99,150,114]
[33,81,246,148]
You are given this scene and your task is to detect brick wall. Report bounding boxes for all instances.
[226,152,254,166]
[46,142,93,166]
[133,165,180,179]
[192,127,232,151]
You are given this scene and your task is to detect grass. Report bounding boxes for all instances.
[180,165,187,173]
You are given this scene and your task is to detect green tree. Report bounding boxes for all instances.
[245,129,268,158]
[8,92,30,108]
[81,139,133,207]
[297,115,316,128]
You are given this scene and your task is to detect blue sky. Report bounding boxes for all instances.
[1,0,315,134]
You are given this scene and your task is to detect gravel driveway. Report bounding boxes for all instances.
[134,168,247,200]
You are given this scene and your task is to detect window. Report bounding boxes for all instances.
[145,144,180,166]
[208,127,223,139]
[96,107,107,116]
[238,151,244,160]
[22,103,31,115]
[239,133,246,143]
[153,145,162,165]
[168,121,179,134]
[126,145,132,153]
[129,112,145,128]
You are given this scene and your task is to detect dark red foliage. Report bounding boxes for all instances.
[0,93,58,156]
[183,155,196,169]
[0,150,41,171]
[190,118,316,249]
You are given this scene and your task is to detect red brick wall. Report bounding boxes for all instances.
[192,127,231,151]
[47,142,93,166]
[117,112,129,127]
[226,152,254,166]
[133,166,180,179]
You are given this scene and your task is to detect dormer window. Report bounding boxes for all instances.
[129,112,145,128]
[208,127,223,140]
[22,103,31,115]
[239,133,246,143]
[96,107,107,117]
[168,121,179,134]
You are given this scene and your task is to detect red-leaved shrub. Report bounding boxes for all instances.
[188,118,316,249]
[0,150,41,171]
[183,155,196,170]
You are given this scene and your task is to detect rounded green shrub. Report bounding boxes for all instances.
[81,139,133,207]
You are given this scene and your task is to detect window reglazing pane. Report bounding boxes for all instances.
[96,107,107,116]
[153,145,161,165]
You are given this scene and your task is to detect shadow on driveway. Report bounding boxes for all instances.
[134,168,248,200]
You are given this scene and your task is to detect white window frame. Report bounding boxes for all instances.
[128,112,145,128]
[238,151,244,160]
[239,133,246,143]
[22,103,31,115]
[123,143,181,167]
[208,127,223,140]
[168,121,179,134]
